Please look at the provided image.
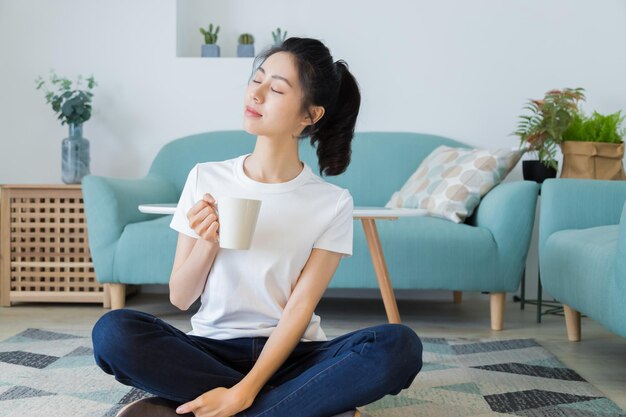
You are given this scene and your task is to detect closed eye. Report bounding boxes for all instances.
[251,79,283,94]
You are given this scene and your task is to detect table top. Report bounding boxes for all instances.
[0,184,82,190]
[138,203,427,218]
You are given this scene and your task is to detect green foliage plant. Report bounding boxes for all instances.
[514,87,586,169]
[238,33,254,45]
[563,111,624,144]
[199,23,220,44]
[35,70,97,126]
[272,27,287,45]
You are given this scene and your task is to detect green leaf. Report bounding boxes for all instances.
[61,101,74,116]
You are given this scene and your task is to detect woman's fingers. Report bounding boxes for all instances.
[187,199,209,220]
[188,204,218,229]
[187,194,217,220]
[201,221,219,242]
[196,212,219,236]
[186,194,219,239]
[203,193,216,205]
[202,212,217,228]
[189,207,209,229]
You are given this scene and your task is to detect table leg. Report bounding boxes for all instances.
[520,267,526,310]
[361,218,401,324]
[537,271,543,324]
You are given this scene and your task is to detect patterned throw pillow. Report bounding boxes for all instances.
[385,146,522,223]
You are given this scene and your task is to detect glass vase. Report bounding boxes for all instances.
[62,123,91,184]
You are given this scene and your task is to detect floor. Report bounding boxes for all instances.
[1,292,625,411]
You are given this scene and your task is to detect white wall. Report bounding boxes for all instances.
[2,0,625,299]
[3,0,625,184]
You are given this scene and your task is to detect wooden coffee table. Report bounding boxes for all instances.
[139,204,426,324]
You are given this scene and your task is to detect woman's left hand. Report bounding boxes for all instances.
[175,386,253,417]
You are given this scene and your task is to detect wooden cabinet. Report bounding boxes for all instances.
[0,184,109,307]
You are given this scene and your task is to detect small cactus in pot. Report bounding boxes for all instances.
[272,27,287,46]
[237,33,255,58]
[199,23,220,57]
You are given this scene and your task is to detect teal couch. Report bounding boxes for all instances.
[82,131,538,329]
[539,179,626,341]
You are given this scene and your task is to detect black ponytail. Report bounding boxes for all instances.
[252,38,361,176]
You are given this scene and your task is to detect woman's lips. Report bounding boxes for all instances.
[245,106,262,117]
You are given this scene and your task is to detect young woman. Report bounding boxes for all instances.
[92,37,422,417]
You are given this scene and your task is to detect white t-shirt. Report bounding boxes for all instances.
[169,153,353,342]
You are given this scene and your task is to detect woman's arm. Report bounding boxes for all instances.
[169,234,219,310]
[234,247,343,399]
[169,193,220,310]
[175,249,345,416]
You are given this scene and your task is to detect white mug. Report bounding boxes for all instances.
[216,196,262,250]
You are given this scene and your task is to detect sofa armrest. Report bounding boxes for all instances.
[539,179,626,255]
[81,174,179,282]
[472,181,539,273]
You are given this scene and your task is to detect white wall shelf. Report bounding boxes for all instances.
[176,0,291,58]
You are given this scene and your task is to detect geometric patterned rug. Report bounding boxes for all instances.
[361,337,626,416]
[0,329,624,417]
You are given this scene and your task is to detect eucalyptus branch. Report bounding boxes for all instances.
[35,70,97,126]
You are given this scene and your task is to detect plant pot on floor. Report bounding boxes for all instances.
[560,141,626,180]
[201,44,220,57]
[522,160,557,183]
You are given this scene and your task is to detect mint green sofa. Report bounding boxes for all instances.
[539,179,626,341]
[82,131,538,329]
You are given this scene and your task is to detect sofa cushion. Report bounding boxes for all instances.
[542,225,618,327]
[385,146,521,223]
[114,215,178,284]
[333,215,503,291]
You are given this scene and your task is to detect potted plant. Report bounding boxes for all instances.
[35,70,97,184]
[272,27,287,47]
[560,111,626,179]
[514,87,586,183]
[199,23,220,57]
[237,33,255,57]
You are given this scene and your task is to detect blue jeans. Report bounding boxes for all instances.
[92,309,422,417]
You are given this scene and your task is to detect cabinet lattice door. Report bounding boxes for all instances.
[1,184,107,306]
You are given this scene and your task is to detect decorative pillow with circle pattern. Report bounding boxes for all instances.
[385,146,522,223]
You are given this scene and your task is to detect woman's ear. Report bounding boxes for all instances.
[303,106,325,126]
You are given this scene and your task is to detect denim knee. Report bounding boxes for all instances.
[376,324,423,383]
[398,324,423,377]
[92,309,142,368]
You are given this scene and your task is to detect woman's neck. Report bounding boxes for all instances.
[244,137,304,184]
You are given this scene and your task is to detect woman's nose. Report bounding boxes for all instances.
[250,92,261,103]
[249,85,264,103]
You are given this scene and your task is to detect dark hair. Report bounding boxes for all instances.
[252,37,361,176]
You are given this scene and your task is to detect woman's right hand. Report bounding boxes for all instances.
[187,193,220,244]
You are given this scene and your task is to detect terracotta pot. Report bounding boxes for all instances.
[560,141,626,180]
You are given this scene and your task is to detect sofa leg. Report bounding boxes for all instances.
[564,304,581,342]
[490,292,505,331]
[102,284,111,309]
[109,284,126,310]
[453,291,462,304]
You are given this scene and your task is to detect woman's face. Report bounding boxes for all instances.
[243,52,322,138]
